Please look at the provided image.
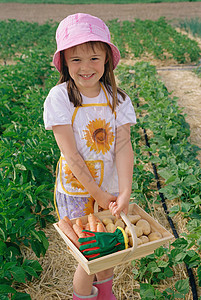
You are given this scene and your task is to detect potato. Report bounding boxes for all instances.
[148,231,162,241]
[129,237,143,247]
[125,226,131,237]
[125,225,142,237]
[115,219,125,229]
[85,223,90,230]
[127,214,141,224]
[128,236,133,247]
[133,225,143,237]
[137,238,143,246]
[102,217,113,226]
[128,236,132,247]
[139,235,149,244]
[136,219,151,235]
[113,217,119,224]
[129,236,143,247]
[106,223,116,233]
[116,217,122,224]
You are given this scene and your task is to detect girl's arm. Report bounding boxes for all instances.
[109,123,134,217]
[53,124,116,209]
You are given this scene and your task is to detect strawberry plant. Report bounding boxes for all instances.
[0,20,57,63]
[108,18,201,63]
[0,20,60,297]
[107,19,127,58]
[132,247,174,284]
[122,20,144,58]
[138,279,190,300]
[116,62,201,298]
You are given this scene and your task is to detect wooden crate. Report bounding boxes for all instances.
[53,203,174,275]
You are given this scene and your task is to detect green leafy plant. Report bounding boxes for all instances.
[108,18,201,63]
[132,247,174,284]
[116,62,201,297]
[0,20,60,297]
[179,17,201,38]
[138,279,190,300]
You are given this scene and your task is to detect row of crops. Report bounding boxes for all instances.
[0,20,59,299]
[108,17,201,63]
[1,18,201,64]
[0,19,201,299]
[116,63,201,299]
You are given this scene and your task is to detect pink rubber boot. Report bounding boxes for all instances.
[73,286,98,300]
[93,276,117,300]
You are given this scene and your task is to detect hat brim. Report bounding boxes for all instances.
[53,34,120,72]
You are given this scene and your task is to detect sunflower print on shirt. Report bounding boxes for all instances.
[64,161,98,190]
[83,118,114,154]
[83,196,95,215]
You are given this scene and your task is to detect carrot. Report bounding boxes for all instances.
[58,219,80,248]
[97,222,105,232]
[94,216,102,223]
[88,213,97,232]
[76,218,83,230]
[85,223,90,230]
[63,216,73,227]
[73,223,86,238]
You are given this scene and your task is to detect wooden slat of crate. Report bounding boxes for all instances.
[53,203,174,275]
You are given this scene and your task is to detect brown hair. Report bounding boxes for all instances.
[58,41,126,112]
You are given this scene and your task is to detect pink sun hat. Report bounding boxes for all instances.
[53,13,120,72]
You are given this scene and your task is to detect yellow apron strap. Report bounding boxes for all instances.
[72,107,79,126]
[100,82,116,119]
[54,158,61,220]
[72,83,116,127]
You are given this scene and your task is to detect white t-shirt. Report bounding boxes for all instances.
[43,82,136,196]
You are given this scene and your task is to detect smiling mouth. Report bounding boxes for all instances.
[80,74,94,78]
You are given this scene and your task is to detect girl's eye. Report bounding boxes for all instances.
[91,57,98,61]
[72,59,80,62]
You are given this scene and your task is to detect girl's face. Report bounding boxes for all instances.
[64,43,107,98]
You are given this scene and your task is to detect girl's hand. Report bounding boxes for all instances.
[95,191,117,210]
[109,192,130,218]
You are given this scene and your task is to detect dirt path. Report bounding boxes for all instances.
[158,69,201,162]
[1,2,201,24]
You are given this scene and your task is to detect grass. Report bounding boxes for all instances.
[1,0,201,4]
[178,17,201,76]
[179,17,201,38]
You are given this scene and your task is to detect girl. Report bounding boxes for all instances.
[44,13,136,300]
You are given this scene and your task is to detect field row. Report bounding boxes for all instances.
[108,17,201,63]
[116,63,201,298]
[1,18,201,64]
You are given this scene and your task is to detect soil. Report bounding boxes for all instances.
[1,2,201,24]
